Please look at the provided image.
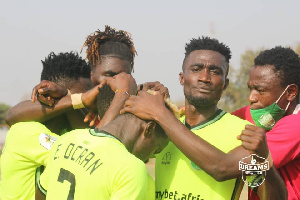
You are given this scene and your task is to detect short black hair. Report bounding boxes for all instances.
[184,36,232,63]
[82,25,137,72]
[254,46,300,89]
[41,52,91,83]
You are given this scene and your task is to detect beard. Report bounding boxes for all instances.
[185,92,218,109]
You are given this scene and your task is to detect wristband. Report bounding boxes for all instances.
[71,93,85,109]
[115,89,130,96]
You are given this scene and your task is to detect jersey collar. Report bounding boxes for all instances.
[89,129,123,145]
[182,109,226,130]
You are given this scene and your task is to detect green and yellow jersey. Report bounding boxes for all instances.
[155,110,250,200]
[0,122,58,200]
[38,129,149,200]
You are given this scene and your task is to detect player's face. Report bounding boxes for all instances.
[248,65,287,110]
[69,77,92,93]
[132,128,169,162]
[90,57,131,86]
[180,50,228,108]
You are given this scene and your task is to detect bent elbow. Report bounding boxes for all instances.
[210,165,235,182]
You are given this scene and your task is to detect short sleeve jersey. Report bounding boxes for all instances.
[232,105,300,200]
[0,122,58,200]
[145,173,155,200]
[39,129,149,200]
[155,110,250,200]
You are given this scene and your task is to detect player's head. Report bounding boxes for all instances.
[41,51,92,93]
[180,36,231,109]
[248,46,300,111]
[128,92,181,162]
[82,25,137,86]
[96,88,180,162]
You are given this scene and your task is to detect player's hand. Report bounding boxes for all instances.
[36,93,55,107]
[138,81,169,99]
[120,91,165,120]
[84,110,100,127]
[31,80,68,106]
[100,72,137,95]
[237,125,269,158]
[81,83,104,108]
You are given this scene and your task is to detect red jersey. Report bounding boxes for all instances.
[232,105,300,200]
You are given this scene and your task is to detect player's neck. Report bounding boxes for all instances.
[285,101,297,116]
[185,100,219,127]
[98,116,142,151]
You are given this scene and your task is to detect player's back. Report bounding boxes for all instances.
[1,122,58,200]
[39,129,148,200]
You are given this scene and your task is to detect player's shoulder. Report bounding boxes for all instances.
[108,149,147,180]
[7,121,54,139]
[274,112,300,128]
[223,112,252,125]
[10,121,48,131]
[118,149,145,167]
[231,106,249,116]
[58,128,90,140]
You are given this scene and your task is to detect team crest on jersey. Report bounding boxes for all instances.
[39,133,58,150]
[239,154,269,187]
[161,152,171,165]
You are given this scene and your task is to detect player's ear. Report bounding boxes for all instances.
[223,78,229,91]
[144,121,156,138]
[179,72,184,86]
[286,84,298,101]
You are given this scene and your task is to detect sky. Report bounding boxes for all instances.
[1,0,300,106]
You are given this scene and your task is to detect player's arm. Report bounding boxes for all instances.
[238,125,288,200]
[254,165,287,200]
[5,99,76,126]
[35,190,46,200]
[121,92,252,181]
[93,72,137,128]
[5,81,74,126]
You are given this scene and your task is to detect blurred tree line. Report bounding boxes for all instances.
[0,43,300,121]
[219,43,300,112]
[0,103,10,125]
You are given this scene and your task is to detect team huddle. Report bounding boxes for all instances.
[0,25,299,200]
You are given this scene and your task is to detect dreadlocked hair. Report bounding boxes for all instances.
[254,46,300,89]
[41,52,90,83]
[82,25,137,72]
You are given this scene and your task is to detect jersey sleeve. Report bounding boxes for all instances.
[145,173,155,200]
[37,138,61,195]
[7,122,59,166]
[110,159,148,200]
[267,114,300,168]
[37,165,48,196]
